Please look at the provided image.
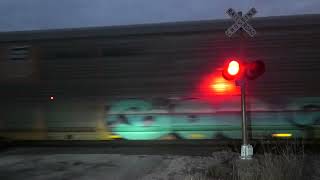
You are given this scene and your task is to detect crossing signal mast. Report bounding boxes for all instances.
[222,59,265,160]
[224,8,265,160]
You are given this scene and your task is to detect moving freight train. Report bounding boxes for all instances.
[0,14,320,140]
[105,97,320,140]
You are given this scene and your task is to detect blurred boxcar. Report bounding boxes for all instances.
[0,14,320,140]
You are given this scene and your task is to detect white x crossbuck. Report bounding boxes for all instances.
[225,8,257,37]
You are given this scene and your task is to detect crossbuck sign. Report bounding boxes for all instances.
[225,8,257,37]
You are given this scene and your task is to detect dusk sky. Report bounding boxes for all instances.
[0,0,320,32]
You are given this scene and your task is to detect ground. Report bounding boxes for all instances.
[0,146,319,180]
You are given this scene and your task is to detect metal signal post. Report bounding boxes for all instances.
[225,8,257,160]
[225,8,265,159]
[239,12,253,160]
[236,78,253,159]
[240,80,248,145]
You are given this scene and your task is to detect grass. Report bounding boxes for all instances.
[256,141,306,180]
[185,141,309,180]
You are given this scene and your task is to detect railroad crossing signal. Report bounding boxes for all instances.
[222,59,265,81]
[223,8,259,160]
[221,58,265,160]
[225,8,257,37]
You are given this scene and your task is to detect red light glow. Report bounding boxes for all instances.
[197,72,240,98]
[210,77,236,93]
[50,96,54,100]
[227,60,240,75]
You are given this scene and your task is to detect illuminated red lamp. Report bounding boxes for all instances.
[50,96,54,100]
[222,60,242,80]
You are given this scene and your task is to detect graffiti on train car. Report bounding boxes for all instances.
[105,98,320,140]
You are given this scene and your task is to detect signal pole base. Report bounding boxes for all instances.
[240,144,253,160]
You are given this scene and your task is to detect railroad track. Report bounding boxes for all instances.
[0,139,319,157]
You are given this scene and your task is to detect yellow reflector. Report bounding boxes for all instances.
[272,133,292,138]
[109,134,122,139]
[190,133,205,139]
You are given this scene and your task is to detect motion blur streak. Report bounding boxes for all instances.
[211,77,236,94]
[272,133,293,138]
[200,72,240,97]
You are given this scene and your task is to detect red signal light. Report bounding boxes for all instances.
[222,59,265,81]
[227,60,240,75]
[222,59,242,80]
